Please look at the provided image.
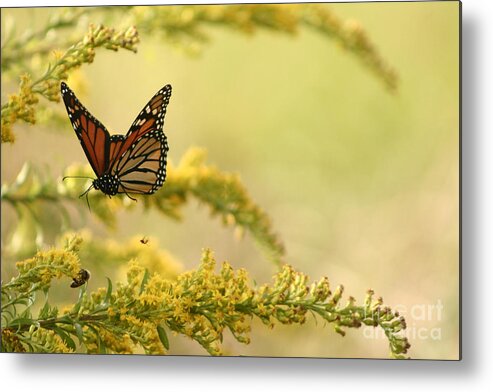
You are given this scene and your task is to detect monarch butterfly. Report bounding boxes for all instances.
[61,82,172,201]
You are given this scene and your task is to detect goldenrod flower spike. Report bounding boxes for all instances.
[2,5,397,143]
[1,235,410,358]
[1,23,140,143]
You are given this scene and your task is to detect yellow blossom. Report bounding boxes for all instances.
[2,237,410,358]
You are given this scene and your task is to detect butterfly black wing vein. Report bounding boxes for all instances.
[116,129,169,195]
[60,82,111,177]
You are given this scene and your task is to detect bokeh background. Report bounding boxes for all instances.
[1,1,459,359]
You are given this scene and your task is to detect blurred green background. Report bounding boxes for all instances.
[1,2,459,359]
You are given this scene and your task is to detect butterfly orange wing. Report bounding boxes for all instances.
[110,85,172,194]
[61,82,110,177]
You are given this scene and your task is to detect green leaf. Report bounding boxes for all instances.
[156,325,169,350]
[38,295,50,319]
[139,268,150,294]
[8,317,34,329]
[98,335,107,354]
[2,308,15,321]
[71,284,86,315]
[52,326,76,351]
[74,322,84,345]
[14,298,30,307]
[18,306,33,320]
[104,277,113,304]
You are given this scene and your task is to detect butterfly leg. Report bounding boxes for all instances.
[85,192,92,212]
[121,187,137,202]
[77,184,94,212]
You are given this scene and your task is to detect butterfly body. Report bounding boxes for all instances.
[61,82,172,198]
[93,173,119,196]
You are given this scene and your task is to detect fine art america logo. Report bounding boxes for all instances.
[364,300,443,340]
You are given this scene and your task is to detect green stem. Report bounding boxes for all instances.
[1,8,91,68]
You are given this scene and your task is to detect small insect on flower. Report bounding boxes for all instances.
[71,269,91,288]
[140,236,149,245]
[60,82,173,203]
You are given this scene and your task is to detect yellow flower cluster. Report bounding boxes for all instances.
[83,249,391,356]
[1,74,38,142]
[28,326,72,353]
[96,329,134,354]
[2,235,410,357]
[131,4,397,89]
[1,23,140,144]
[13,241,81,291]
[2,3,397,144]
[1,328,26,352]
[302,6,398,91]
[32,24,139,103]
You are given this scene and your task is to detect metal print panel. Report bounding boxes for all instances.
[0,1,460,360]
